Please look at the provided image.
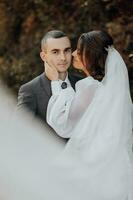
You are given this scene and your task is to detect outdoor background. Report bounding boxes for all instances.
[0,0,133,99]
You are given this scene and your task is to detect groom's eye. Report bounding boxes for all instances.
[52,51,58,54]
[65,48,71,53]
[51,49,59,54]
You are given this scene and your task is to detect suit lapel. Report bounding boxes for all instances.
[68,73,76,89]
[40,73,52,97]
[68,71,86,90]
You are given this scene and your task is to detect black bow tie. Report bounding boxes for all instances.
[61,82,67,89]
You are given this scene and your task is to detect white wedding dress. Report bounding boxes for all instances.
[46,47,133,200]
[0,47,132,200]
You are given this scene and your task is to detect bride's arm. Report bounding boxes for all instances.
[47,79,99,138]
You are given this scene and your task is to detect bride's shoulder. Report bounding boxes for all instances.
[75,76,101,90]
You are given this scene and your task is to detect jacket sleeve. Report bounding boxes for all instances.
[17,83,36,114]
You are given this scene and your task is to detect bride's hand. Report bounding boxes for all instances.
[45,61,59,81]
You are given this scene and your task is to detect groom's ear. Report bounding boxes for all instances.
[40,51,46,62]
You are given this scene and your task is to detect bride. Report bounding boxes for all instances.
[46,30,133,200]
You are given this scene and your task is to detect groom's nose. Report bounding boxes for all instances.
[60,52,66,61]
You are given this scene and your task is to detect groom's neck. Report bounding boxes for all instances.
[58,72,67,81]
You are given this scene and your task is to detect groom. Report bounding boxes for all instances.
[17,30,84,126]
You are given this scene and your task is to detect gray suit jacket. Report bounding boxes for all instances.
[17,72,83,123]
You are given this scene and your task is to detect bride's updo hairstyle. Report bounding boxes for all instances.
[78,30,113,81]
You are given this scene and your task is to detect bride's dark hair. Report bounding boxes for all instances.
[78,30,113,81]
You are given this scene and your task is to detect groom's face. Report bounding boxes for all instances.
[41,37,72,73]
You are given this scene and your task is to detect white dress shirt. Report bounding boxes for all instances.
[51,74,71,95]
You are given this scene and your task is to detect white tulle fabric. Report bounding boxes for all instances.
[47,47,133,200]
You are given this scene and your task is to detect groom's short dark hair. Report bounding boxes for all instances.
[41,30,67,51]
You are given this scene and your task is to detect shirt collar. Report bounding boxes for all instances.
[59,73,71,86]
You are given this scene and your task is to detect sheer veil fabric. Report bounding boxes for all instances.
[47,47,133,200]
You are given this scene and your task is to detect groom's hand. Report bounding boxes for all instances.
[45,61,59,81]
